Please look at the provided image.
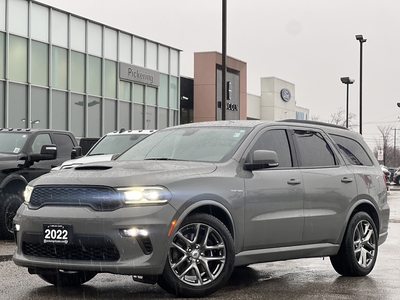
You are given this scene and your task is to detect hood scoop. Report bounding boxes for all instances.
[74,165,112,171]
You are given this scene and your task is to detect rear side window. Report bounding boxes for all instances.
[294,130,336,167]
[249,129,292,167]
[329,134,373,166]
[52,133,75,158]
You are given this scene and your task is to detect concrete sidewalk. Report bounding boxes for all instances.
[0,241,15,261]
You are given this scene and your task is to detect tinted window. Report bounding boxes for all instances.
[329,134,373,166]
[89,134,149,156]
[52,133,75,158]
[32,134,52,153]
[294,130,336,167]
[249,129,292,167]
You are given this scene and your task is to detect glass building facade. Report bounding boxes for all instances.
[0,0,180,137]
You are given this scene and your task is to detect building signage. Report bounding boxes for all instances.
[119,62,160,87]
[280,88,291,102]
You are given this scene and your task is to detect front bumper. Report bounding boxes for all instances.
[13,203,178,276]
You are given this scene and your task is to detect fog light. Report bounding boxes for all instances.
[120,228,149,237]
[14,224,20,232]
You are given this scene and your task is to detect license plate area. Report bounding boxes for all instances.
[43,224,72,244]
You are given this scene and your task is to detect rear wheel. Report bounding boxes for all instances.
[0,193,24,240]
[38,269,97,286]
[330,211,378,276]
[158,213,235,297]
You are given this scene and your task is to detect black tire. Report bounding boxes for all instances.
[396,177,400,185]
[158,213,235,297]
[330,211,378,276]
[0,193,24,240]
[38,269,97,287]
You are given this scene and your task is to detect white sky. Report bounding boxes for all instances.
[38,0,400,150]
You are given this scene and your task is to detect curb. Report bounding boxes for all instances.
[0,241,15,262]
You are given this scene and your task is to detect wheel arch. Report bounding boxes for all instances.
[0,175,28,197]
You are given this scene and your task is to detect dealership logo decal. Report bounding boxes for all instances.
[280,88,291,102]
[119,62,160,87]
[127,68,154,84]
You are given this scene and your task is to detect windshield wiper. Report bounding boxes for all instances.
[144,157,182,161]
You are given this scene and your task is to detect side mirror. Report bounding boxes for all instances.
[29,144,58,162]
[71,146,82,159]
[244,150,279,171]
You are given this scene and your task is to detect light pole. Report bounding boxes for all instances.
[221,0,227,120]
[356,34,367,135]
[340,77,355,128]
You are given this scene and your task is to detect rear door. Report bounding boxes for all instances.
[243,127,304,250]
[291,128,357,245]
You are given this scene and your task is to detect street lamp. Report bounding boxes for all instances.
[340,77,355,128]
[356,34,367,135]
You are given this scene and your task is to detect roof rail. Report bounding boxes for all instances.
[277,119,348,130]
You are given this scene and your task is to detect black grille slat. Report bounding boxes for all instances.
[29,186,122,211]
[22,235,120,261]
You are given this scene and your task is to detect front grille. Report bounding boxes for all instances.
[22,234,120,261]
[29,186,122,211]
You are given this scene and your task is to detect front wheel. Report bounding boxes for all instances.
[330,211,378,276]
[38,269,97,286]
[0,193,24,240]
[158,213,235,297]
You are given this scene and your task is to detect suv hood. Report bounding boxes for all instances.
[33,160,218,187]
[58,154,114,170]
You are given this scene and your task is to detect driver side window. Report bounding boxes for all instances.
[249,129,292,168]
[32,134,52,154]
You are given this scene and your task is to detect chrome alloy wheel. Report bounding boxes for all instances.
[168,222,226,286]
[353,219,376,268]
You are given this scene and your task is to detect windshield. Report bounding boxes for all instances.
[118,127,250,163]
[88,134,149,156]
[0,132,29,154]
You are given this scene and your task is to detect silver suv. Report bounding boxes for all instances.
[13,120,390,297]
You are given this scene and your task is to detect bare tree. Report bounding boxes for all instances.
[329,107,357,129]
[375,125,393,166]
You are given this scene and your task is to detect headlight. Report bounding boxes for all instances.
[24,185,34,203]
[117,186,172,205]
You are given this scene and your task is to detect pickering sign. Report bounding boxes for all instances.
[119,62,160,87]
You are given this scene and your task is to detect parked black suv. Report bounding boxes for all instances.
[0,128,79,239]
[13,120,389,297]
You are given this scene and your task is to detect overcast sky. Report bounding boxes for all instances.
[38,0,400,151]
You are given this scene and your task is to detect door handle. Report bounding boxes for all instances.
[287,179,301,185]
[341,177,354,183]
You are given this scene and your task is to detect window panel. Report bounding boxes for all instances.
[88,55,101,96]
[159,74,168,107]
[71,16,86,52]
[119,101,131,130]
[88,96,101,137]
[330,134,373,166]
[32,134,51,153]
[51,10,68,48]
[133,37,145,67]
[9,35,28,83]
[146,41,157,70]
[52,90,67,130]
[52,46,68,90]
[104,99,116,133]
[31,41,49,86]
[71,51,85,93]
[159,108,168,129]
[88,23,102,57]
[119,81,131,101]
[249,130,292,168]
[170,49,179,76]
[0,32,4,79]
[104,28,117,60]
[105,60,117,98]
[31,3,49,42]
[0,0,5,31]
[133,83,144,103]
[71,93,85,137]
[31,87,48,128]
[146,106,156,130]
[53,133,75,158]
[8,83,27,128]
[170,76,178,109]
[119,32,131,63]
[0,81,4,127]
[159,45,169,74]
[133,103,143,129]
[294,130,336,167]
[146,86,157,106]
[9,0,28,37]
